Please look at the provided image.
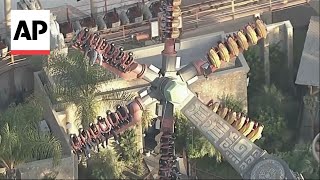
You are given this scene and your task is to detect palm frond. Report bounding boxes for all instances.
[141,109,154,131]
[24,130,62,166]
[102,91,135,108]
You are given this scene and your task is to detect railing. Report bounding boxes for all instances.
[0,0,308,65]
[95,0,308,43]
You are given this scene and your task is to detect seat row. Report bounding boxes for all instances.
[159,0,182,39]
[73,28,135,72]
[158,132,180,180]
[207,18,267,68]
[206,100,264,142]
[69,105,133,162]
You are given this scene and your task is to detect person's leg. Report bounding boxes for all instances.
[91,50,98,66]
[111,130,120,144]
[85,144,91,158]
[84,44,90,57]
[98,53,103,66]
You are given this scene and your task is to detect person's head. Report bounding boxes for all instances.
[70,134,77,142]
[128,52,133,56]
[106,110,112,115]
[79,128,86,135]
[97,116,103,122]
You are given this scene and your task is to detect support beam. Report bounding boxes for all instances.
[90,0,97,18]
[161,39,178,75]
[260,36,270,86]
[284,22,294,88]
[4,0,11,34]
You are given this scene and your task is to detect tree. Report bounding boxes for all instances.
[47,51,131,128]
[244,46,265,93]
[0,96,62,178]
[118,128,145,176]
[277,144,320,179]
[221,94,245,113]
[248,85,295,152]
[119,128,139,163]
[141,109,154,132]
[175,112,222,162]
[88,149,125,179]
[269,44,291,93]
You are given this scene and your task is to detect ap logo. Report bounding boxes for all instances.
[11,10,50,55]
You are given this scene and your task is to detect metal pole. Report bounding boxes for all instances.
[231,0,235,20]
[4,0,11,35]
[195,11,199,28]
[90,0,96,18]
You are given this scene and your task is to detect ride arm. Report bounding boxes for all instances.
[112,87,158,135]
[179,95,304,179]
[177,18,268,85]
[72,28,159,82]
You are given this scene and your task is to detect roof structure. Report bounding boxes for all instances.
[295,16,320,87]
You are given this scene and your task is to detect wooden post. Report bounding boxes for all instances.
[10,54,14,63]
[122,25,125,41]
[195,10,199,28]
[269,0,272,11]
[104,0,107,15]
[260,37,270,86]
[4,0,11,34]
[90,0,96,18]
[231,0,235,20]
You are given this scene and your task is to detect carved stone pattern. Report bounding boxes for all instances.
[250,159,285,179]
[181,97,263,174]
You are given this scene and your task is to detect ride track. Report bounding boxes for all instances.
[69,1,305,179]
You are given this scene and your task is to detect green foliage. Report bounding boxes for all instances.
[175,112,222,162]
[269,44,291,93]
[248,85,295,152]
[141,109,153,132]
[244,46,265,93]
[101,91,135,108]
[42,171,58,180]
[119,128,139,163]
[249,85,285,117]
[88,149,125,179]
[245,44,300,152]
[220,94,245,113]
[195,156,241,179]
[0,96,62,172]
[276,144,320,179]
[118,128,145,176]
[48,51,122,128]
[131,153,145,176]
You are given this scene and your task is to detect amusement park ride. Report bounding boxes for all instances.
[69,0,305,179]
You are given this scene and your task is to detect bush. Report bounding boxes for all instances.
[221,94,245,113]
[119,128,139,164]
[276,144,320,179]
[88,149,125,179]
[175,112,222,162]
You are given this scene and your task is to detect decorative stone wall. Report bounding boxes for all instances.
[17,156,77,179]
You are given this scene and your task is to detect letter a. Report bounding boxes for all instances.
[13,20,32,40]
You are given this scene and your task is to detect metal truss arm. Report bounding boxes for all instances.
[157,100,175,133]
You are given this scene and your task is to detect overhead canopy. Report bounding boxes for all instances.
[295,16,319,87]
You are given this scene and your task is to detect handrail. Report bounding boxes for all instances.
[0,0,308,68]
